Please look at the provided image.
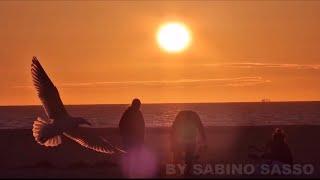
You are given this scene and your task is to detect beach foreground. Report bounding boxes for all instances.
[0,125,319,178]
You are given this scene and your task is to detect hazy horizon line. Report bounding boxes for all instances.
[1,100,320,107]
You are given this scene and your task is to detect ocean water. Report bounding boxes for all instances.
[0,102,319,129]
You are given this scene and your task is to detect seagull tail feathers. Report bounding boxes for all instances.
[32,117,62,147]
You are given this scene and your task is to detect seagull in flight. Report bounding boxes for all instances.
[31,56,124,154]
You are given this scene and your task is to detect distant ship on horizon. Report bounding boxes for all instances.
[261,98,271,102]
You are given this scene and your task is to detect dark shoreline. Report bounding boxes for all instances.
[0,125,319,178]
[0,124,319,132]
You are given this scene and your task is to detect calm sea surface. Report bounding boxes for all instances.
[0,102,319,129]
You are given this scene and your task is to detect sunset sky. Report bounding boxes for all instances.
[1,1,320,105]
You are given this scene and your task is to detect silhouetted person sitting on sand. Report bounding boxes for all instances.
[249,128,293,164]
[170,110,207,175]
[119,98,145,150]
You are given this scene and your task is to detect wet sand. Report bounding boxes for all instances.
[0,125,319,178]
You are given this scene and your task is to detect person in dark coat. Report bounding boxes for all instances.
[119,98,145,150]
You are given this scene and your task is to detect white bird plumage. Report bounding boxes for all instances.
[31,56,124,154]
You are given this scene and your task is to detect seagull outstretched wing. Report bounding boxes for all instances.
[63,128,125,154]
[31,57,68,119]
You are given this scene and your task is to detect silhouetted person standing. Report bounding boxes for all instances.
[261,128,293,164]
[119,98,145,150]
[171,110,207,176]
[249,128,293,165]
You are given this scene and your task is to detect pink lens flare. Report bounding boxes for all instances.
[120,146,158,178]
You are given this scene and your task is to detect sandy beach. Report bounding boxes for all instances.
[0,125,319,178]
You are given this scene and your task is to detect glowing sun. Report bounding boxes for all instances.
[156,22,192,53]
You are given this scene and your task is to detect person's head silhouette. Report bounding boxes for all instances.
[131,98,141,111]
[272,128,286,143]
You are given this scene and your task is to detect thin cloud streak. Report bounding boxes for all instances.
[13,76,271,89]
[203,63,320,70]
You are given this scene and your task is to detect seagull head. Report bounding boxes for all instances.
[75,117,92,126]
